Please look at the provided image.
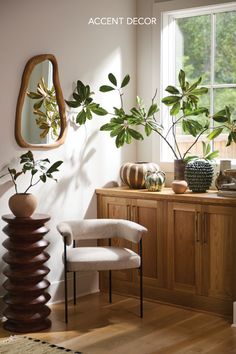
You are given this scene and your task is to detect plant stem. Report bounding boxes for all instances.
[151,89,158,104]
[183,128,208,160]
[24,179,41,194]
[171,115,183,160]
[8,168,17,194]
[118,89,124,108]
[28,172,34,191]
[156,128,179,159]
[150,89,180,159]
[140,123,179,159]
[165,115,183,139]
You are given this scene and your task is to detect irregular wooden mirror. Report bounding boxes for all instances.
[15,54,67,148]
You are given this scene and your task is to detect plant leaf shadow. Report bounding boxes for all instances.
[0,181,13,197]
[40,130,98,214]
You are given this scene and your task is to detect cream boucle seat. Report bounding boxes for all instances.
[57,219,148,323]
[65,246,141,271]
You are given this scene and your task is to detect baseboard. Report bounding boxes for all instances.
[0,271,99,319]
[48,271,99,304]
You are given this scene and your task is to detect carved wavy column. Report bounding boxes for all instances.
[2,214,51,333]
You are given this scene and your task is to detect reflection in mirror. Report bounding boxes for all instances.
[16,54,66,149]
[22,60,58,144]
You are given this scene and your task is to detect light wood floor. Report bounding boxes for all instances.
[1,293,236,354]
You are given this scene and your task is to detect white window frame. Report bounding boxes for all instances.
[153,1,236,171]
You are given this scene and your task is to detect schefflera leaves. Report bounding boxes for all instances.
[208,106,236,146]
[162,70,210,139]
[65,80,107,125]
[66,69,236,158]
[100,73,161,148]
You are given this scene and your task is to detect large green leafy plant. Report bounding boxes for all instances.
[0,151,63,194]
[100,70,213,160]
[66,70,236,160]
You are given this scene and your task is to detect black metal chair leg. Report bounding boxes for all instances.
[73,240,76,305]
[139,239,143,318]
[109,270,112,303]
[140,265,143,318]
[108,238,112,303]
[64,240,68,323]
[73,272,76,305]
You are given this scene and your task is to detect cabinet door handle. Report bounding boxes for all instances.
[195,212,200,242]
[203,213,208,244]
[127,205,131,220]
[132,206,136,221]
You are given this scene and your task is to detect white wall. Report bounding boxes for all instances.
[0,0,137,302]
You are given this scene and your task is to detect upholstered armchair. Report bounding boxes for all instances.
[57,219,148,322]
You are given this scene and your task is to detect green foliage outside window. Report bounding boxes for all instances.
[176,11,236,84]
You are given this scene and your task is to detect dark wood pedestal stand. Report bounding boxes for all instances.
[2,214,51,333]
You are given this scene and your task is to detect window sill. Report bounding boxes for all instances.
[160,160,236,173]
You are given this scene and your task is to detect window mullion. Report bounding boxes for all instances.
[210,12,215,113]
[210,12,216,151]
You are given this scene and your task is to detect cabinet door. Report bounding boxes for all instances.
[132,199,165,288]
[202,205,235,301]
[98,196,131,220]
[167,202,202,295]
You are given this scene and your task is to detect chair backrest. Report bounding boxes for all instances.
[57,219,148,246]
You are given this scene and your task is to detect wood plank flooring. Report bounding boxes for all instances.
[1,293,236,354]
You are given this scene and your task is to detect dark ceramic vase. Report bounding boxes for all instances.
[174,159,186,180]
[185,160,214,193]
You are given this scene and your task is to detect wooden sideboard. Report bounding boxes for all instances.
[96,187,236,318]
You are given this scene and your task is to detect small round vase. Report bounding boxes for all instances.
[185,160,214,193]
[145,170,166,192]
[172,180,188,194]
[120,162,159,189]
[8,193,37,217]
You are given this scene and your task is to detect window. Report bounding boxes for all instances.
[160,3,236,162]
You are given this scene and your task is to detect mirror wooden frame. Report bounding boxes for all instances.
[15,54,67,149]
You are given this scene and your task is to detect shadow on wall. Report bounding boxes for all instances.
[83,181,119,220]
[102,181,119,188]
[84,192,98,219]
[39,129,98,215]
[0,156,22,197]
[0,181,13,197]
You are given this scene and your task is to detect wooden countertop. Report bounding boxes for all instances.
[96,186,236,206]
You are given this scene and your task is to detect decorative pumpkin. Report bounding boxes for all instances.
[120,162,159,189]
[185,159,214,193]
[145,171,166,192]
